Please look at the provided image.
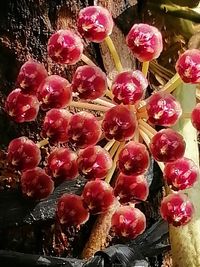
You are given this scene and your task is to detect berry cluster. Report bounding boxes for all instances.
[4,5,200,241]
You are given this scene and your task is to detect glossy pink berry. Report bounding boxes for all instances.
[118,141,149,176]
[41,108,71,144]
[114,173,149,204]
[56,194,89,226]
[111,205,146,239]
[164,157,199,191]
[71,65,107,100]
[126,23,163,62]
[160,193,194,226]
[175,49,200,84]
[77,6,113,43]
[150,129,186,162]
[46,147,78,183]
[5,88,40,123]
[82,179,115,214]
[102,105,137,141]
[21,167,54,200]
[68,111,101,148]
[37,75,72,110]
[47,30,83,65]
[16,60,48,94]
[191,103,200,131]
[111,70,148,105]
[7,137,41,171]
[146,92,182,126]
[77,145,112,180]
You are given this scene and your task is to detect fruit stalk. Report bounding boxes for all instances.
[142,61,149,77]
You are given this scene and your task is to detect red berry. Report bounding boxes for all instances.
[82,179,115,214]
[111,205,146,239]
[77,6,113,43]
[41,108,71,144]
[118,141,149,176]
[56,194,89,226]
[37,75,72,110]
[191,103,200,131]
[160,193,194,226]
[46,147,78,183]
[7,137,41,171]
[114,173,149,204]
[5,88,40,123]
[150,129,185,162]
[175,49,200,84]
[68,111,101,148]
[71,65,107,100]
[47,30,83,65]
[21,167,54,200]
[146,92,182,126]
[16,60,48,94]
[111,70,148,105]
[164,157,199,191]
[77,145,112,180]
[102,105,137,141]
[126,23,163,62]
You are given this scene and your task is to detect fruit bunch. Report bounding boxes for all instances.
[4,5,200,243]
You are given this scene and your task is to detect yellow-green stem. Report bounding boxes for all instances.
[142,61,149,78]
[70,101,109,112]
[160,72,182,94]
[104,139,116,151]
[37,138,49,148]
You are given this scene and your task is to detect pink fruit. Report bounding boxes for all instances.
[16,60,48,94]
[111,70,148,105]
[160,193,194,226]
[191,103,200,131]
[7,137,41,171]
[71,65,107,100]
[68,111,101,148]
[46,147,78,183]
[111,205,146,239]
[118,141,149,176]
[37,75,72,110]
[82,179,115,214]
[21,167,54,200]
[102,105,137,141]
[175,49,200,84]
[164,157,199,191]
[56,194,89,226]
[126,23,163,62]
[5,88,40,123]
[114,173,149,204]
[41,108,71,144]
[146,92,182,126]
[77,145,112,180]
[150,129,186,162]
[47,30,83,65]
[77,6,113,43]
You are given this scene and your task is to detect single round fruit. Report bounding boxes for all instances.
[164,157,199,191]
[111,205,146,239]
[5,88,40,123]
[160,193,194,227]
[71,65,107,100]
[146,92,182,126]
[77,6,113,43]
[77,145,112,180]
[150,129,186,162]
[16,60,48,94]
[47,30,83,65]
[56,194,89,226]
[118,141,150,176]
[191,103,200,131]
[114,173,149,204]
[21,167,54,200]
[7,136,41,171]
[111,70,148,105]
[102,105,137,141]
[175,49,200,84]
[126,23,163,62]
[82,179,115,214]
